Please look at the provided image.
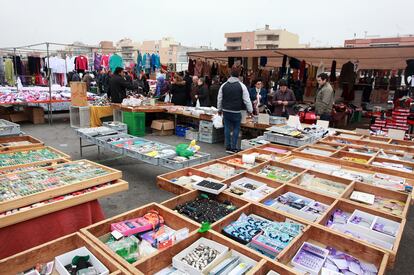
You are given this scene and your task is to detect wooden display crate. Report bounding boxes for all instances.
[334,132,364,140]
[371,156,414,173]
[318,199,405,267]
[218,154,266,169]
[322,136,414,154]
[361,135,392,144]
[277,225,389,274]
[288,170,354,199]
[212,202,310,261]
[293,144,339,157]
[312,141,344,150]
[284,154,414,201]
[0,159,122,213]
[0,158,70,175]
[259,183,336,224]
[157,167,222,195]
[255,143,294,153]
[0,146,71,172]
[330,150,376,165]
[342,181,411,218]
[247,160,306,184]
[81,202,199,274]
[340,144,380,156]
[237,147,291,161]
[161,190,248,226]
[0,135,44,151]
[192,160,247,180]
[0,179,128,228]
[0,232,130,274]
[223,172,284,190]
[135,230,267,275]
[390,138,414,147]
[254,259,299,275]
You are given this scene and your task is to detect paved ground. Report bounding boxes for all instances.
[20,114,413,275]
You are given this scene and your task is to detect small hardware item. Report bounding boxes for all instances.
[175,194,237,223]
[291,242,329,274]
[180,244,219,271]
[192,180,227,195]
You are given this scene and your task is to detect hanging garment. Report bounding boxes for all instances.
[299,60,306,81]
[100,54,110,69]
[76,55,89,71]
[109,54,124,72]
[94,53,102,71]
[144,54,151,72]
[339,61,356,101]
[210,62,218,76]
[330,60,337,82]
[279,55,287,79]
[155,54,161,69]
[316,61,325,76]
[228,57,235,68]
[260,56,268,67]
[12,56,23,75]
[4,59,15,85]
[136,52,143,73]
[203,62,211,77]
[188,59,195,75]
[66,56,76,72]
[194,59,203,77]
[28,56,41,75]
[289,57,301,69]
[0,57,4,84]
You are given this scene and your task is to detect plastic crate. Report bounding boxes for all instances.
[123,112,145,136]
[175,125,189,137]
[0,120,20,136]
[113,109,123,122]
[199,133,224,144]
[70,106,90,128]
[185,129,199,141]
[110,137,150,154]
[103,121,128,133]
[159,152,211,169]
[95,133,128,147]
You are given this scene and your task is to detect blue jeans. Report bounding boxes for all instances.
[223,112,241,150]
[320,113,331,121]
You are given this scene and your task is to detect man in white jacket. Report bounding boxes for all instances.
[217,66,253,153]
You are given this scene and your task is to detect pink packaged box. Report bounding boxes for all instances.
[111,217,154,236]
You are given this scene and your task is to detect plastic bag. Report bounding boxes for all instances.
[176,143,195,158]
[196,99,201,108]
[212,114,223,129]
[164,93,171,103]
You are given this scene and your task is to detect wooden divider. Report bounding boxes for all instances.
[0,233,131,275]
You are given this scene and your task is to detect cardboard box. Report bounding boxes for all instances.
[9,112,28,123]
[70,82,88,107]
[24,107,45,124]
[151,120,175,136]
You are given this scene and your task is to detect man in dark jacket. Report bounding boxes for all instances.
[272,79,296,117]
[209,76,220,108]
[249,79,268,114]
[217,66,253,153]
[108,67,134,103]
[183,71,192,106]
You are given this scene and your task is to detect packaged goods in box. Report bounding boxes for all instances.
[55,246,109,275]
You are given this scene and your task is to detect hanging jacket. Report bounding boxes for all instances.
[197,84,210,107]
[109,54,123,72]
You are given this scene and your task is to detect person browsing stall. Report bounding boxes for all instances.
[217,66,253,153]
[108,67,135,103]
[272,79,296,117]
[315,73,335,121]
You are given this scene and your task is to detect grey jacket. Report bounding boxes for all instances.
[217,77,253,113]
[315,82,334,115]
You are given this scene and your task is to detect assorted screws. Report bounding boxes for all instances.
[180,244,219,270]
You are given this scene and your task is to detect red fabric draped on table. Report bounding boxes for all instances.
[0,200,105,259]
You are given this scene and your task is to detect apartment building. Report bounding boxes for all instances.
[224,25,300,50]
[344,35,414,47]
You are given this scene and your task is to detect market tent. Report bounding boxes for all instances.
[188,46,414,70]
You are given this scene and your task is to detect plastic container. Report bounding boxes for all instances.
[123,112,146,136]
[159,152,211,169]
[70,106,90,128]
[103,121,128,133]
[0,119,20,136]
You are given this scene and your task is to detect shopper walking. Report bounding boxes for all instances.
[272,79,296,117]
[315,73,335,121]
[170,74,188,106]
[108,67,135,103]
[217,66,253,153]
[190,75,199,106]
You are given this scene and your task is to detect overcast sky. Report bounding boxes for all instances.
[1,0,413,49]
